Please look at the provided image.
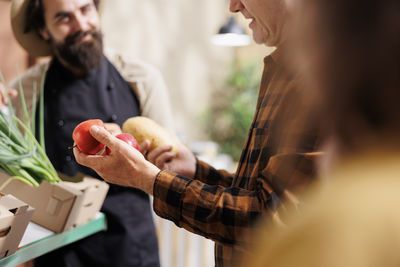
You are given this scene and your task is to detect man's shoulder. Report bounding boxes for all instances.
[105,48,162,82]
[22,59,51,77]
[8,59,51,88]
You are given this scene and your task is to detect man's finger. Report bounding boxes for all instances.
[155,152,176,169]
[73,145,103,166]
[8,89,18,98]
[0,88,18,107]
[104,123,122,135]
[90,125,117,149]
[139,140,151,155]
[147,145,173,163]
[0,94,6,106]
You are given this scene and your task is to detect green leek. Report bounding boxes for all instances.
[0,72,61,189]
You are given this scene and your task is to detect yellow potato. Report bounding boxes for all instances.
[122,116,178,153]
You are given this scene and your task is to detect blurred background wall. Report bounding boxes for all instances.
[0,0,30,82]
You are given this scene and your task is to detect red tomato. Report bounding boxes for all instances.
[106,133,139,155]
[72,119,105,155]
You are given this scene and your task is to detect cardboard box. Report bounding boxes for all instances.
[0,174,109,233]
[0,194,34,258]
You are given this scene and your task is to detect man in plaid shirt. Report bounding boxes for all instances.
[74,0,322,265]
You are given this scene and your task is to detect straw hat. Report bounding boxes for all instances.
[10,0,52,57]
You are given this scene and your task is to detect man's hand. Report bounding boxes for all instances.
[146,142,196,178]
[73,126,160,195]
[0,83,18,108]
[138,139,151,155]
[104,123,122,135]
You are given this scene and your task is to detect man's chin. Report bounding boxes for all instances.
[252,36,265,45]
[255,36,277,47]
[53,44,104,73]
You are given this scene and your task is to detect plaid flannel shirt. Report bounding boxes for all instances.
[153,50,321,266]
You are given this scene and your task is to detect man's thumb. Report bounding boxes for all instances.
[90,125,114,148]
[8,89,18,98]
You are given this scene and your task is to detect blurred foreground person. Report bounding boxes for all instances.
[74,0,323,265]
[0,0,177,266]
[245,0,400,266]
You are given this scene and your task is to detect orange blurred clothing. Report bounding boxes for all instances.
[247,150,400,267]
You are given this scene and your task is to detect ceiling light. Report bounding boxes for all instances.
[211,17,250,47]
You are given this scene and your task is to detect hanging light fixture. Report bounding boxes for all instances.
[211,17,250,47]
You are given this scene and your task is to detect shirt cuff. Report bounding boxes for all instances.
[153,170,193,225]
[194,159,211,179]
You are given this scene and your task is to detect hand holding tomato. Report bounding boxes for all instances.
[72,119,105,155]
[73,125,160,195]
[73,120,139,156]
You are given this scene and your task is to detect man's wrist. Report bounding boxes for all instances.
[141,162,160,195]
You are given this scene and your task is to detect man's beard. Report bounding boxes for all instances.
[49,30,104,75]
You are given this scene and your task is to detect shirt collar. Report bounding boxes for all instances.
[264,44,289,65]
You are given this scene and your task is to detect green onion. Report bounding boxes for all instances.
[0,72,61,188]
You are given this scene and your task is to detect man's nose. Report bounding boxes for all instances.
[73,14,91,32]
[229,0,244,13]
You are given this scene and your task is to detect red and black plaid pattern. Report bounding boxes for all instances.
[153,50,321,266]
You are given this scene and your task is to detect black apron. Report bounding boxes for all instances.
[34,57,160,267]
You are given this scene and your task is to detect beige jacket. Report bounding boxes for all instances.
[9,49,175,132]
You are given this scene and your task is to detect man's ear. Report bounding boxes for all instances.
[39,28,50,41]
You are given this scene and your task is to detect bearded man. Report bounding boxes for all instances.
[6,0,174,266]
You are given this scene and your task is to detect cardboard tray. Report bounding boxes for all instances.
[0,173,109,233]
[0,194,34,258]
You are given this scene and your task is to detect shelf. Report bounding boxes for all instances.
[0,213,106,266]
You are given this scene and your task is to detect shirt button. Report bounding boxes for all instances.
[57,119,65,127]
[107,82,115,91]
[111,114,118,121]
[65,155,72,162]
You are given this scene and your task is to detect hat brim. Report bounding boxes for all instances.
[11,0,52,57]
